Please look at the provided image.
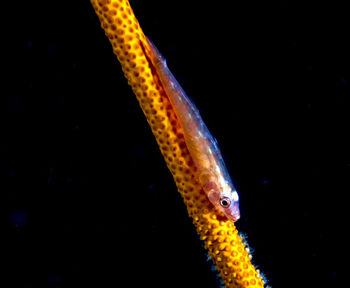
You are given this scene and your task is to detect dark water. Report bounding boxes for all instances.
[3,0,346,287]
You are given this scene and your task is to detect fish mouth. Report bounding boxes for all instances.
[230,211,240,222]
[231,215,240,222]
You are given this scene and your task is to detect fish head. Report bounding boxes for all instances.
[208,188,240,222]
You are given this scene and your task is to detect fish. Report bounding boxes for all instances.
[144,37,240,222]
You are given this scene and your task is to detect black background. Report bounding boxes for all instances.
[3,0,347,287]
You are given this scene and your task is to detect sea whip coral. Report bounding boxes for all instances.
[90,1,264,286]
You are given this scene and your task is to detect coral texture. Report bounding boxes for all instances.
[90,0,264,287]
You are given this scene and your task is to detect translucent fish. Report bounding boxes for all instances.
[145,37,240,222]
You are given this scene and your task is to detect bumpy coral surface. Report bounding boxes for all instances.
[90,0,264,287]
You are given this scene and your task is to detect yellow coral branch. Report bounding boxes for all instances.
[90,0,264,287]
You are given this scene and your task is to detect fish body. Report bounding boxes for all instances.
[145,38,240,222]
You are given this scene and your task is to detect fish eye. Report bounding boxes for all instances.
[220,197,231,208]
